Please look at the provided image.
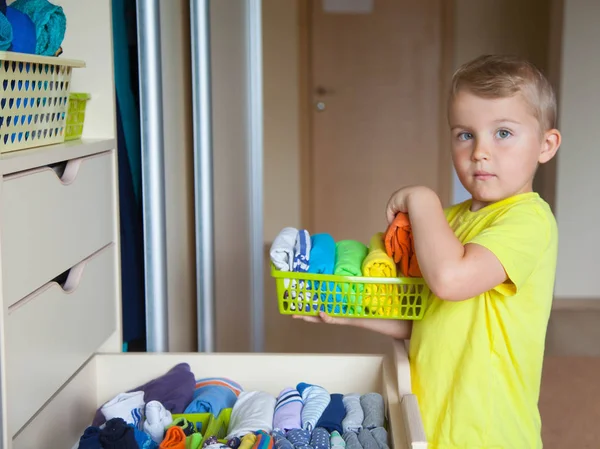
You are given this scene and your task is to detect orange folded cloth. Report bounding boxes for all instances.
[160,426,186,449]
[384,212,421,277]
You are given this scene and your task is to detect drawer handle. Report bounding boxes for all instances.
[49,158,83,185]
[52,259,87,293]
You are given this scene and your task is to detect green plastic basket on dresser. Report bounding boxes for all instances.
[271,266,430,320]
[65,92,90,140]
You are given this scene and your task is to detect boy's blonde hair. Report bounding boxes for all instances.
[450,55,557,131]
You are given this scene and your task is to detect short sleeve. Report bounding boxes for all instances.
[467,204,553,296]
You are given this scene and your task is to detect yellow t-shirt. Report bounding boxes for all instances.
[410,192,558,449]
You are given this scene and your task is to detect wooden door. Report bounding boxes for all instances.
[308,0,448,243]
[264,0,450,355]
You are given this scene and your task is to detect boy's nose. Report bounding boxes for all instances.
[471,142,490,161]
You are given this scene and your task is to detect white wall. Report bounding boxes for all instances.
[554,0,600,298]
[263,0,302,242]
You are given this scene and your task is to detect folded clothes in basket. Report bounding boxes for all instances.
[10,0,66,56]
[293,229,311,272]
[271,227,299,272]
[361,233,398,316]
[384,212,421,277]
[332,240,368,314]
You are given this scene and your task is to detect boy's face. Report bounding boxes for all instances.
[449,89,559,210]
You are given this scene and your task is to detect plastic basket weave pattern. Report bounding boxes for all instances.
[65,92,90,141]
[272,266,429,320]
[0,52,85,153]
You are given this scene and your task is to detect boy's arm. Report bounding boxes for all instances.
[294,313,413,339]
[392,186,506,301]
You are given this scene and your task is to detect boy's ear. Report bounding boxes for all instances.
[539,129,561,164]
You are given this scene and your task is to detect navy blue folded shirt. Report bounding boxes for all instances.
[316,393,346,434]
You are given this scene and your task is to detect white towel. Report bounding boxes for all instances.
[144,400,172,443]
[226,391,277,439]
[270,227,299,272]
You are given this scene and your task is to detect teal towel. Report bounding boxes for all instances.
[0,11,12,51]
[11,0,66,56]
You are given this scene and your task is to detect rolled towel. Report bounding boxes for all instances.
[293,229,311,272]
[94,363,195,428]
[369,428,389,449]
[362,233,397,317]
[99,418,138,449]
[5,6,36,54]
[184,377,242,415]
[270,227,299,271]
[357,429,379,449]
[334,240,368,314]
[286,429,313,449]
[0,9,11,51]
[274,387,303,432]
[310,428,331,449]
[226,391,276,439]
[160,426,186,449]
[329,431,345,449]
[316,394,345,434]
[341,394,363,434]
[10,0,66,56]
[384,212,421,277]
[341,433,361,449]
[297,382,330,432]
[360,393,384,429]
[308,234,336,275]
[273,431,295,449]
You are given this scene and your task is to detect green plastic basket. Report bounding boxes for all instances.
[204,408,232,443]
[271,265,429,320]
[170,412,212,436]
[65,92,90,141]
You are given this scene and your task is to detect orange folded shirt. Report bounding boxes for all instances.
[160,426,186,449]
[384,212,421,277]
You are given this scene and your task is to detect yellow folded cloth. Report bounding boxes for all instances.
[239,433,257,449]
[361,233,399,316]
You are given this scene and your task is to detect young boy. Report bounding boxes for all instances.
[294,54,561,448]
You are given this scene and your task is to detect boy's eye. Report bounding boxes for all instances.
[496,129,511,139]
[457,132,473,141]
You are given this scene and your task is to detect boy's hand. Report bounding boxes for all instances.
[385,186,435,223]
[293,312,412,340]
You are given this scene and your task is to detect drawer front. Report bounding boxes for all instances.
[6,244,117,435]
[2,151,115,307]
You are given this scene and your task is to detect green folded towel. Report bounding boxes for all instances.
[334,240,368,315]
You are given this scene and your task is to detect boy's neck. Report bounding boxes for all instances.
[469,190,537,212]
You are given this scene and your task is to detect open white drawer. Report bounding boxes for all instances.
[10,341,427,449]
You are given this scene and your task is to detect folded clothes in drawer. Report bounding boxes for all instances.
[1,150,115,307]
[5,244,117,435]
[11,346,425,449]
